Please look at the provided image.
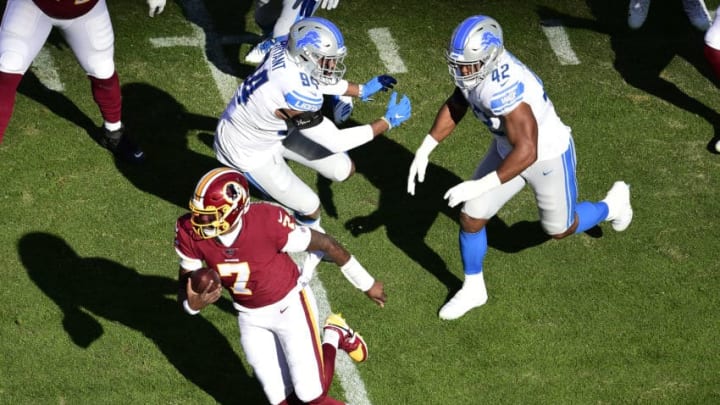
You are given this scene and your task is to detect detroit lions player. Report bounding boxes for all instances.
[214,17,410,257]
[244,0,340,65]
[406,15,633,320]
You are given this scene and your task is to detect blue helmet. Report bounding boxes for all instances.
[446,15,504,89]
[286,17,347,85]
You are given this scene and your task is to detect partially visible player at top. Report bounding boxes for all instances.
[406,15,634,320]
[175,167,385,404]
[244,0,341,65]
[628,0,712,31]
[704,4,720,152]
[0,0,145,162]
[214,17,410,267]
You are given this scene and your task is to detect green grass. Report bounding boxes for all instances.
[1,0,720,404]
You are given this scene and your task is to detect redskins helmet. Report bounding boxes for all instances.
[286,17,347,85]
[189,167,250,239]
[446,15,504,89]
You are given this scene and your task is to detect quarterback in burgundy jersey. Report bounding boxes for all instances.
[174,167,385,404]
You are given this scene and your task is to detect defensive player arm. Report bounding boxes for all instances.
[496,102,538,182]
[428,88,470,142]
[278,108,390,152]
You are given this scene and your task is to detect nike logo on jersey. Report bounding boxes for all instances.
[280,306,289,314]
[542,169,553,176]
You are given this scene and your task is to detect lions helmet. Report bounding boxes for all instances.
[286,17,347,85]
[446,15,504,89]
[189,167,250,239]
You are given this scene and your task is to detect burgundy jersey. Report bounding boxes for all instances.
[32,0,99,19]
[175,203,302,309]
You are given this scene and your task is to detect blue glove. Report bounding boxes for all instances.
[383,92,411,129]
[361,75,397,101]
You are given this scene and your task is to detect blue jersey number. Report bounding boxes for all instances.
[238,70,269,104]
[491,64,510,82]
[299,72,319,89]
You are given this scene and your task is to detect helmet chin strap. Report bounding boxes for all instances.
[215,219,243,246]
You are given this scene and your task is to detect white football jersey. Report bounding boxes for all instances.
[215,42,324,171]
[460,50,571,161]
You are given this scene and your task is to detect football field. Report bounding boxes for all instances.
[1,0,719,404]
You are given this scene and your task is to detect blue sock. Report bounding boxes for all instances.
[574,201,609,234]
[460,228,487,275]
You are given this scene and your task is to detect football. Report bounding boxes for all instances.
[190,267,221,293]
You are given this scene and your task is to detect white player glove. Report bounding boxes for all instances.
[147,0,166,17]
[444,171,502,208]
[319,0,340,10]
[407,134,439,195]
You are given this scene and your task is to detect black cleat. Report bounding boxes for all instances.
[98,125,145,163]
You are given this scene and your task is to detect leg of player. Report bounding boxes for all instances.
[0,72,23,142]
[628,0,651,30]
[438,214,490,321]
[682,0,712,31]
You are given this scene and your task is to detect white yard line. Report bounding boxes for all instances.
[31,47,64,92]
[540,21,580,65]
[367,28,407,73]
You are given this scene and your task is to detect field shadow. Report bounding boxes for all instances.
[345,135,550,293]
[176,0,258,79]
[116,82,219,208]
[537,1,720,152]
[17,70,100,145]
[19,232,265,404]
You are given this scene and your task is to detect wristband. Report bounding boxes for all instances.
[380,116,392,130]
[417,134,439,156]
[340,256,375,291]
[477,170,502,189]
[358,84,365,99]
[183,299,200,315]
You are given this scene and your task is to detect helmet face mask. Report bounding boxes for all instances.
[189,168,250,239]
[286,17,347,85]
[446,15,504,89]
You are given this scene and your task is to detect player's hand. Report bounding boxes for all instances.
[383,92,411,129]
[319,0,340,10]
[407,135,439,195]
[147,0,166,17]
[443,172,502,208]
[185,278,222,311]
[360,75,396,101]
[365,281,386,308]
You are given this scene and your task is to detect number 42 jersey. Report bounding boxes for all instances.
[214,42,325,172]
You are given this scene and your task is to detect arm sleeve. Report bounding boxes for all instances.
[298,117,374,153]
[281,225,312,253]
[319,79,350,96]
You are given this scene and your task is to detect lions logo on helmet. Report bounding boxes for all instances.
[446,15,504,89]
[286,17,347,85]
[189,167,250,239]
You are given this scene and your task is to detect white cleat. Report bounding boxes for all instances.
[602,181,633,232]
[439,273,488,320]
[244,38,274,64]
[682,0,712,31]
[628,0,650,30]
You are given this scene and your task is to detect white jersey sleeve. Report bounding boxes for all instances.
[463,51,571,161]
[281,225,312,253]
[214,43,325,171]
